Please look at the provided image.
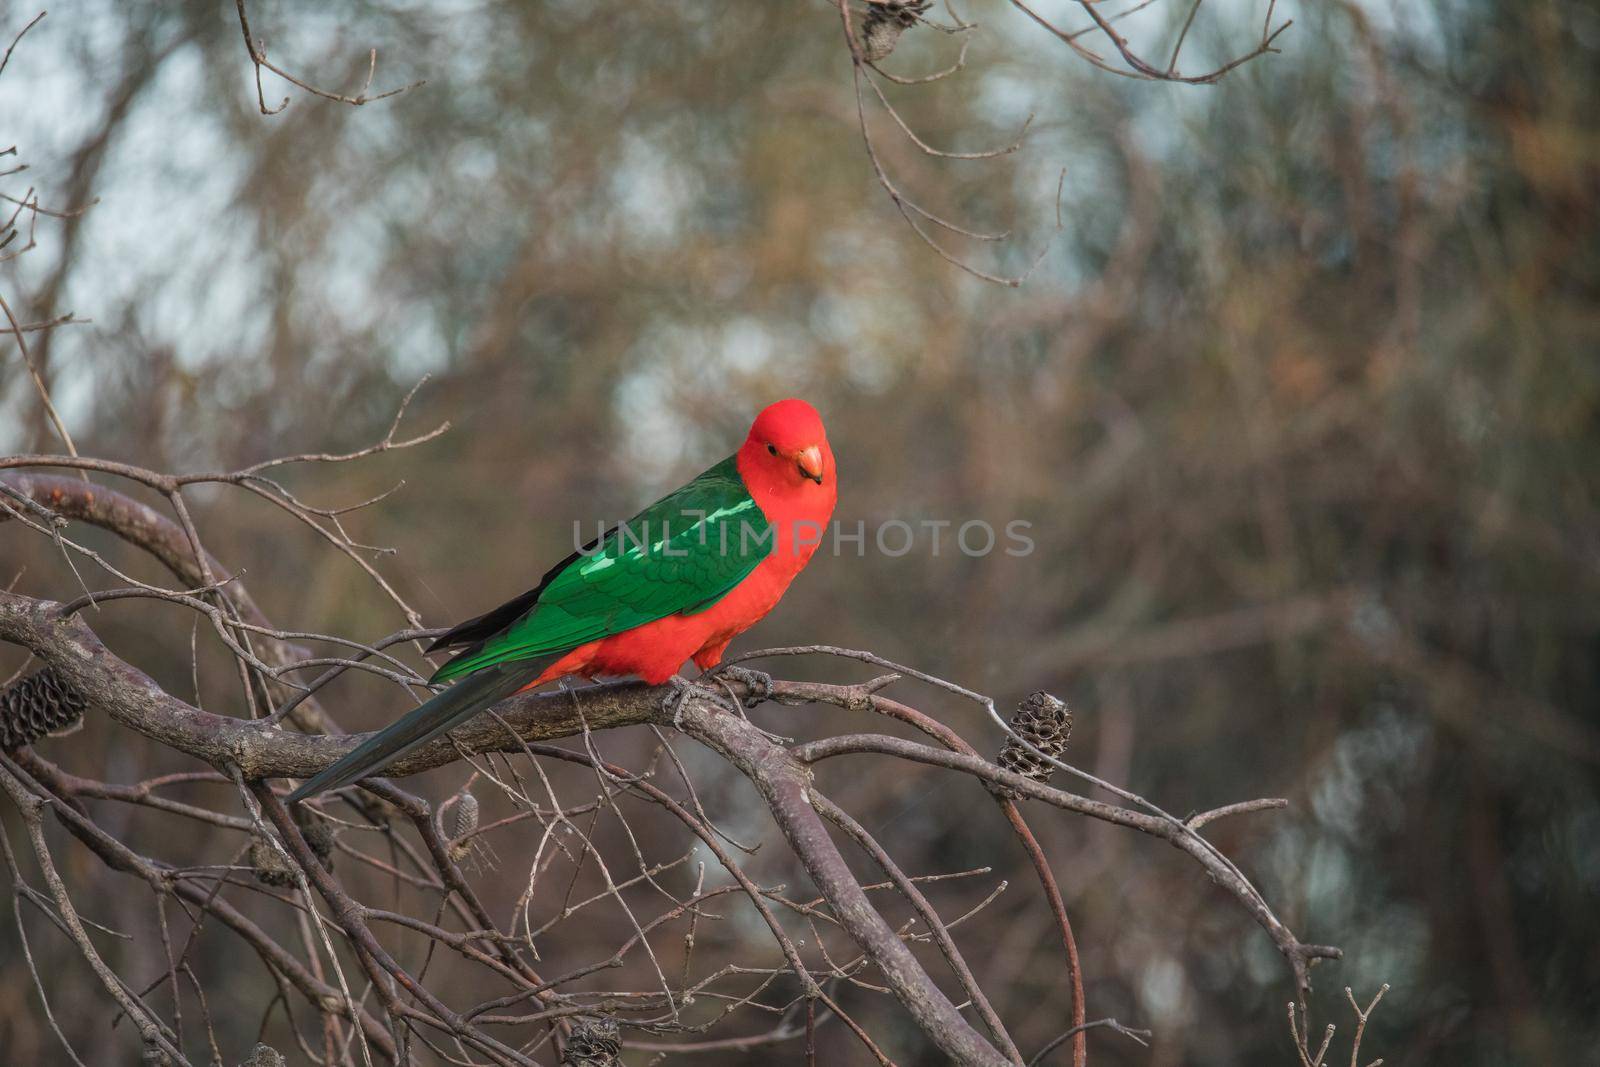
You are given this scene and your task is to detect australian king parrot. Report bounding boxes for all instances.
[288,398,835,801]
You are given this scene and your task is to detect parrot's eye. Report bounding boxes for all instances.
[766,443,777,456]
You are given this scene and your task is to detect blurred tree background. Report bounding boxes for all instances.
[2,0,1596,1063]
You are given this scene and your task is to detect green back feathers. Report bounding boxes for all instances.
[430,456,771,683]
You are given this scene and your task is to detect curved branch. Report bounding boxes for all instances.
[0,589,658,779]
[4,752,400,1059]
[0,759,189,1064]
[681,701,1012,1067]
[770,676,1088,1067]
[813,792,1024,1064]
[794,732,1342,996]
[0,473,340,733]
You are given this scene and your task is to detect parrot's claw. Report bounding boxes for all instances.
[660,675,736,730]
[703,664,774,709]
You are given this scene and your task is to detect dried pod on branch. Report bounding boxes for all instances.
[250,833,296,888]
[857,0,931,62]
[993,691,1072,799]
[295,805,336,872]
[0,666,87,750]
[237,1045,287,1067]
[453,788,480,839]
[448,788,481,862]
[560,1015,621,1066]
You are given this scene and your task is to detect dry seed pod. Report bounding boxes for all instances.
[858,0,931,62]
[238,1045,286,1067]
[0,667,87,750]
[992,691,1071,800]
[561,1015,621,1066]
[250,834,296,888]
[453,789,480,839]
[295,807,336,872]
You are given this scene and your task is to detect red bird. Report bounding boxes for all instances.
[291,399,836,800]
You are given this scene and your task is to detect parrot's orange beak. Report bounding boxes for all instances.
[796,446,824,485]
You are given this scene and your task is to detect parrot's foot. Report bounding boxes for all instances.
[660,675,736,730]
[702,664,774,709]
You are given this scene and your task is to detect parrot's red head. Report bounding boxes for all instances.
[742,398,833,491]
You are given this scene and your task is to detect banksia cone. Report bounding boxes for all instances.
[250,834,296,888]
[561,1015,621,1066]
[238,1045,286,1067]
[858,0,931,62]
[449,789,481,861]
[295,805,336,872]
[992,692,1071,799]
[0,667,87,750]
[453,789,480,839]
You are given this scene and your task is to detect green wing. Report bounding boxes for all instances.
[430,456,771,683]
